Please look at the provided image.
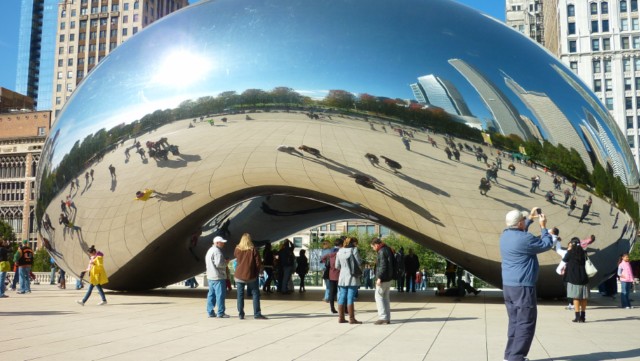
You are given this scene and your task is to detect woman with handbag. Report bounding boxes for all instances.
[76,245,109,306]
[335,237,362,324]
[562,238,590,322]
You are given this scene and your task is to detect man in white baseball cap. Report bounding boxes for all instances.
[205,236,229,318]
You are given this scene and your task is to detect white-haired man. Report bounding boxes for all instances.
[500,207,552,361]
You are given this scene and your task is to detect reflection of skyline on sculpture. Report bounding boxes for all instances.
[36,0,639,297]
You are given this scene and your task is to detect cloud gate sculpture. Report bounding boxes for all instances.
[36,0,638,297]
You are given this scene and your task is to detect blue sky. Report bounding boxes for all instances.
[0,0,504,93]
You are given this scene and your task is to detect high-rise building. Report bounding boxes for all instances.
[0,107,51,246]
[52,0,188,117]
[15,0,59,111]
[505,0,560,55]
[410,74,473,116]
[506,0,640,171]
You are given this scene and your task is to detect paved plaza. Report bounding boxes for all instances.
[1,284,638,361]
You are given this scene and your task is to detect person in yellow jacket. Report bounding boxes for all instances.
[76,245,109,306]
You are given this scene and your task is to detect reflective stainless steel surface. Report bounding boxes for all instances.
[36,0,638,297]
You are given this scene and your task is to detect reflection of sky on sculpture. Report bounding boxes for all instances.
[46,0,635,180]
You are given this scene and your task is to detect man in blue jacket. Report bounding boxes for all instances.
[500,207,552,361]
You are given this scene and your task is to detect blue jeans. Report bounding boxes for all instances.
[206,279,226,317]
[82,284,106,303]
[50,268,57,284]
[621,281,632,308]
[337,285,358,305]
[281,266,293,293]
[19,267,31,292]
[503,286,537,361]
[0,271,6,296]
[324,279,330,300]
[236,279,262,318]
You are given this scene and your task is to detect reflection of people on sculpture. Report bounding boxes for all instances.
[380,155,401,173]
[108,164,116,180]
[276,145,303,157]
[298,145,322,158]
[42,213,55,232]
[134,189,163,201]
[349,174,375,189]
[479,177,491,196]
[364,153,379,167]
[402,136,411,150]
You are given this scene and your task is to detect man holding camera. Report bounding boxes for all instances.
[500,207,552,361]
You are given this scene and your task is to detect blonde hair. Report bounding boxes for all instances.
[236,233,254,251]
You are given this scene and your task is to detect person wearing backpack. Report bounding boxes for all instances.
[335,237,362,324]
[14,240,34,294]
[370,237,395,325]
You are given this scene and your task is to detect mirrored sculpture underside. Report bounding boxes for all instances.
[36,0,638,298]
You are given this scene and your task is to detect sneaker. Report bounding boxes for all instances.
[254,315,268,320]
[373,319,390,325]
[76,300,84,306]
[208,313,216,318]
[16,291,25,294]
[239,315,245,320]
[625,306,633,309]
[98,300,107,306]
[217,313,230,318]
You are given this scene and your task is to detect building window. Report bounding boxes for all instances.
[568,4,575,16]
[568,22,576,34]
[77,70,84,78]
[603,38,611,50]
[134,1,139,10]
[38,127,46,136]
[133,14,139,22]
[101,5,108,12]
[593,60,601,73]
[293,237,303,248]
[58,59,63,67]
[61,9,66,17]
[122,28,128,36]
[594,79,602,92]
[602,1,609,14]
[605,79,613,91]
[626,97,633,109]
[70,21,75,29]
[622,18,629,31]
[624,58,632,71]
[68,45,74,53]
[569,40,577,53]
[99,30,106,38]
[635,57,640,70]
[591,20,599,33]
[99,43,106,51]
[628,135,635,148]
[636,77,640,89]
[604,59,612,72]
[133,27,138,34]
[78,45,85,52]
[626,78,633,90]
[67,58,73,66]
[69,34,75,41]
[60,22,65,30]
[124,3,129,10]
[67,71,73,78]
[78,58,85,65]
[590,2,598,14]
[123,15,128,23]
[90,19,98,27]
[112,4,119,11]
[570,61,578,72]
[100,18,107,26]
[109,42,117,50]
[58,46,64,54]
[91,6,98,14]
[605,97,614,110]
[592,39,600,51]
[627,116,634,129]
[71,9,76,17]
[621,0,628,12]
[111,17,118,24]
[623,36,631,49]
[330,223,337,231]
[89,44,96,52]
[110,29,117,37]
[633,0,638,12]
[88,56,95,65]
[80,20,87,28]
[55,97,61,105]
[90,31,97,40]
[59,34,65,42]
[602,20,609,32]
[634,18,640,30]
[634,36,640,49]
[81,7,87,15]
[56,84,62,92]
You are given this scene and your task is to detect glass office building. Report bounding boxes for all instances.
[15,0,58,111]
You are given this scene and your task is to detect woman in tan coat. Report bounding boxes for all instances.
[76,245,109,306]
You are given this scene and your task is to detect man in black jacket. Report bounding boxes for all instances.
[371,238,394,325]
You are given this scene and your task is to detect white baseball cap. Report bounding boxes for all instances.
[213,236,227,243]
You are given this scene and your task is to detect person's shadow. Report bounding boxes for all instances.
[110,179,117,192]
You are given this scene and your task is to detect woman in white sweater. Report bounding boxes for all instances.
[335,237,362,324]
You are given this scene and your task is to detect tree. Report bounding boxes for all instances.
[324,90,356,109]
[0,219,16,242]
